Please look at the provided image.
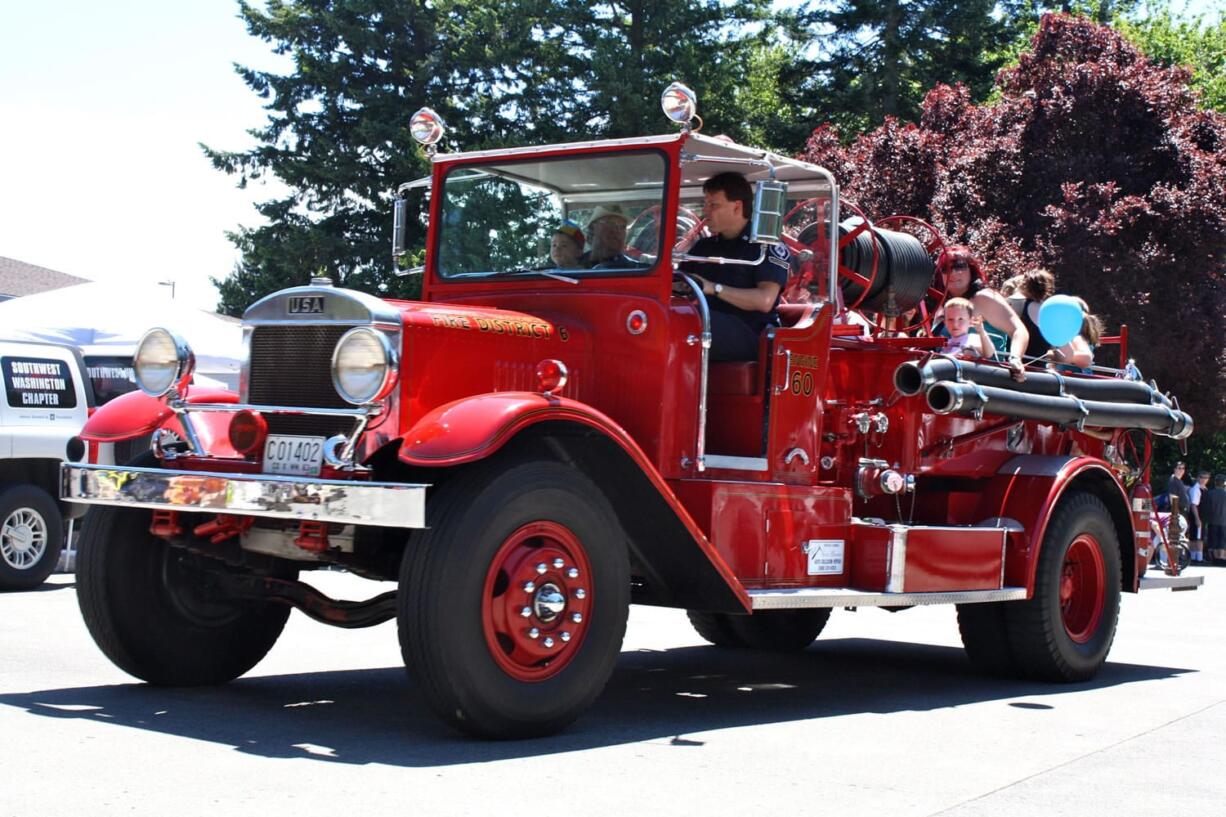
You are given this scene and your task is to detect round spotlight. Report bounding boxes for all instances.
[410,107,445,146]
[134,328,194,397]
[331,327,397,405]
[661,82,697,124]
[228,410,268,456]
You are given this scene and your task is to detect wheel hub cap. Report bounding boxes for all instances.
[1059,534,1106,644]
[2,509,47,569]
[532,583,566,622]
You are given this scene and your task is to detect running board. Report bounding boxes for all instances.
[1139,574,1203,592]
[748,586,1028,610]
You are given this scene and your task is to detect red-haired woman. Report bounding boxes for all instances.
[934,246,1029,381]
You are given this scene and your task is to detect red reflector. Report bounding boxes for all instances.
[535,359,568,394]
[229,410,268,455]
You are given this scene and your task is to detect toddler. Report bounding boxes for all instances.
[939,297,987,358]
[550,220,585,268]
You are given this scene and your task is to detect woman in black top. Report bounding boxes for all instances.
[1014,269,1057,361]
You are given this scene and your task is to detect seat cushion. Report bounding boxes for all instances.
[709,362,759,395]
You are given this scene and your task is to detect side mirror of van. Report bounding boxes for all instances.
[750,180,788,245]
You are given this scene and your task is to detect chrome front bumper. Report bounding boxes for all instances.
[61,464,428,528]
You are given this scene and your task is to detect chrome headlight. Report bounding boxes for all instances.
[134,328,194,397]
[331,327,397,405]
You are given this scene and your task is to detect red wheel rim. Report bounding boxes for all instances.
[481,521,594,682]
[1059,534,1106,644]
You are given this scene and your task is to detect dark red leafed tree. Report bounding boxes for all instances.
[802,14,1226,430]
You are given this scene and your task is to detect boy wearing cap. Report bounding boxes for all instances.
[551,220,585,269]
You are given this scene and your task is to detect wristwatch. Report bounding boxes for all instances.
[713,283,723,297]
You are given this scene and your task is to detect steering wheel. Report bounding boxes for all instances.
[625,204,705,262]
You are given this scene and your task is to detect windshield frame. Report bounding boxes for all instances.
[430,147,674,285]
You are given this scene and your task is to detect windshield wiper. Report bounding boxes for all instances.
[452,266,580,285]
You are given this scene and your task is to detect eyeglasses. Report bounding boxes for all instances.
[951,262,970,271]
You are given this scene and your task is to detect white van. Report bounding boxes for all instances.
[0,340,98,590]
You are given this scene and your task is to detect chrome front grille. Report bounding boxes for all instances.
[248,324,356,439]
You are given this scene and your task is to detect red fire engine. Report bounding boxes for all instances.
[62,84,1201,739]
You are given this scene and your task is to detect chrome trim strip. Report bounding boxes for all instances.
[61,464,428,528]
[1138,575,1203,591]
[704,455,769,472]
[184,403,376,418]
[887,524,908,593]
[749,586,1029,610]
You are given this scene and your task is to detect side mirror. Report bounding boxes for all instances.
[750,180,788,245]
[392,197,408,261]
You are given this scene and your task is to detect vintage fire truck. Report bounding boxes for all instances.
[62,84,1202,738]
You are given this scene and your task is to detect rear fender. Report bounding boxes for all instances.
[80,386,239,456]
[979,455,1136,594]
[397,393,749,613]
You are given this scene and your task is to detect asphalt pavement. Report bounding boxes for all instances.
[2,565,1222,816]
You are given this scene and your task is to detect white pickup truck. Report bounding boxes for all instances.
[0,340,103,590]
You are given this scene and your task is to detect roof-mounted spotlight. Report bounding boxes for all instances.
[410,107,446,156]
[661,82,700,132]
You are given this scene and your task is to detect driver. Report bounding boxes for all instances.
[678,172,789,361]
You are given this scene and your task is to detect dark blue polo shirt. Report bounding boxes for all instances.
[680,226,790,333]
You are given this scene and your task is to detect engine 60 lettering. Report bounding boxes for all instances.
[790,370,814,396]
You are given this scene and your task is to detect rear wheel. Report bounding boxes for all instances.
[399,459,630,739]
[688,609,830,651]
[1004,493,1121,682]
[0,484,64,591]
[76,504,292,685]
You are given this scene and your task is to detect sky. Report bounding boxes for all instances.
[1,1,1221,312]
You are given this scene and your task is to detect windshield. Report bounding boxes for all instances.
[436,150,668,279]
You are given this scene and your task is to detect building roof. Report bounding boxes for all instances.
[0,256,90,299]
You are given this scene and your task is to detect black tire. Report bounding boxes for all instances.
[399,459,630,739]
[724,608,831,651]
[686,610,746,647]
[1003,492,1121,682]
[0,483,65,591]
[76,504,292,685]
[957,602,1019,676]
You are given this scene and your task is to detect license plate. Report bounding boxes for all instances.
[262,435,325,477]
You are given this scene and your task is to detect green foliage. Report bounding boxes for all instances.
[1116,4,1226,112]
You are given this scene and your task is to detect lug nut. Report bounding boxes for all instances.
[560,631,571,642]
[520,606,532,618]
[528,627,540,639]
[574,588,586,600]
[571,612,582,623]
[566,567,579,579]
[543,637,555,648]
[552,558,565,569]
[536,562,547,575]
[523,581,536,593]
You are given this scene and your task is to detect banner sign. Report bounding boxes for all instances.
[2,356,78,409]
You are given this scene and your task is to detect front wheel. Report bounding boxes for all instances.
[1004,492,1122,682]
[0,484,64,591]
[399,459,630,739]
[76,504,292,685]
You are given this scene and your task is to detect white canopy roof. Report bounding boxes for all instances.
[0,282,242,389]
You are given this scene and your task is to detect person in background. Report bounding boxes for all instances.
[550,220,585,269]
[1188,470,1210,563]
[1012,268,1058,362]
[934,246,1028,380]
[1167,461,1190,518]
[582,205,634,268]
[1202,474,1226,565]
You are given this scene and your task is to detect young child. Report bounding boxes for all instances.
[550,220,585,269]
[939,297,987,358]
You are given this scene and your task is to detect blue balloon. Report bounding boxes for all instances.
[1037,295,1084,347]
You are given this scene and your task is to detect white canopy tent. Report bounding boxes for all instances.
[0,282,243,391]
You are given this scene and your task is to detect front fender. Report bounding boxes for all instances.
[81,386,238,442]
[399,392,636,467]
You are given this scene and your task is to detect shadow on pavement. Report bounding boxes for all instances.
[0,638,1191,766]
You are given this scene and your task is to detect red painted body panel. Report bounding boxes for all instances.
[80,387,238,442]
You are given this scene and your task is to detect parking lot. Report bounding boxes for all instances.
[2,566,1222,816]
